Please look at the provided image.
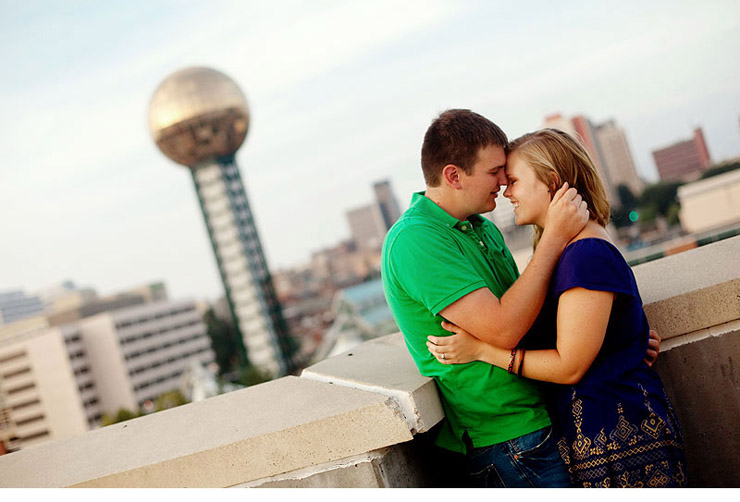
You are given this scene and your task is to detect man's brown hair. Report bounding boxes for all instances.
[421,109,509,186]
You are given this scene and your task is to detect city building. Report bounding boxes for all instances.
[46,282,167,326]
[149,67,296,377]
[544,113,644,204]
[346,204,388,252]
[373,180,402,230]
[653,128,712,182]
[544,113,617,203]
[0,291,44,325]
[75,299,214,414]
[678,168,740,233]
[35,281,97,316]
[346,179,401,252]
[594,120,644,197]
[311,278,398,362]
[0,297,214,453]
[0,325,97,451]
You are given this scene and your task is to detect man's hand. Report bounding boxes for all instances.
[645,329,661,367]
[542,183,589,246]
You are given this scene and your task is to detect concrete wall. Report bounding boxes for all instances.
[0,236,738,487]
[632,236,740,488]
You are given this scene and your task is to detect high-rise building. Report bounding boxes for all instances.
[347,204,388,252]
[544,113,643,204]
[595,120,644,197]
[346,179,401,252]
[545,114,617,204]
[653,128,712,182]
[373,180,401,230]
[149,67,296,376]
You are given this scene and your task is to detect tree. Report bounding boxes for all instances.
[154,390,188,411]
[700,161,740,180]
[238,365,273,387]
[637,181,682,223]
[203,307,241,376]
[611,185,640,228]
[617,184,639,209]
[100,408,143,426]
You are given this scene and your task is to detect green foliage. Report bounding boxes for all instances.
[100,390,190,427]
[100,408,143,426]
[203,307,242,375]
[610,185,639,228]
[238,365,273,387]
[666,203,681,225]
[636,204,657,223]
[154,390,188,411]
[700,161,740,179]
[610,205,632,228]
[617,184,639,209]
[636,181,682,223]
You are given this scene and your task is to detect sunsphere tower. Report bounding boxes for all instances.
[148,67,296,377]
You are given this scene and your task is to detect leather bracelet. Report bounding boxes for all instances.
[518,349,526,377]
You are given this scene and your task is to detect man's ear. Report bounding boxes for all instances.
[442,164,463,189]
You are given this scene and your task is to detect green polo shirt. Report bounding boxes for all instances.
[381,192,550,453]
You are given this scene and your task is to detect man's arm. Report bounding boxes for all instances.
[439,183,588,349]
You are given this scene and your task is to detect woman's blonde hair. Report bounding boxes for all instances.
[507,128,610,248]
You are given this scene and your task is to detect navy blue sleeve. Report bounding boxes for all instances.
[553,239,637,297]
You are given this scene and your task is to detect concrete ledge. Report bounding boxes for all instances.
[301,333,444,435]
[240,443,429,488]
[633,236,740,340]
[653,323,740,487]
[0,376,412,487]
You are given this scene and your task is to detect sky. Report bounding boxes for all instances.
[1,0,739,303]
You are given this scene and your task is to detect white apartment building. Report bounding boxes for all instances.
[0,299,214,453]
[0,325,94,451]
[78,299,214,412]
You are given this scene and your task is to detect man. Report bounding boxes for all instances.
[381,109,589,487]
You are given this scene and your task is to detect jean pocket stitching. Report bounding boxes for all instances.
[512,426,553,457]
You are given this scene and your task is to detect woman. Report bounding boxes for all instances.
[427,129,687,488]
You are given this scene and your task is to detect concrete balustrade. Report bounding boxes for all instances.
[1,236,738,487]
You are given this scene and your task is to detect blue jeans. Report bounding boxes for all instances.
[466,426,571,487]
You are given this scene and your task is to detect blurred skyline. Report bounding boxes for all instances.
[2,0,740,302]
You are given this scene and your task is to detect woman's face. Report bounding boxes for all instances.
[503,152,552,228]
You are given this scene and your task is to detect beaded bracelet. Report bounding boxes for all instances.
[507,348,517,374]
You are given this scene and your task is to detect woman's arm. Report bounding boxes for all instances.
[427,287,614,385]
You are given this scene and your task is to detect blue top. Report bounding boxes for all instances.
[520,238,685,479]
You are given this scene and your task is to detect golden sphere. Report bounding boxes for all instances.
[149,67,250,167]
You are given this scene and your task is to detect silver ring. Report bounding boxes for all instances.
[442,353,446,360]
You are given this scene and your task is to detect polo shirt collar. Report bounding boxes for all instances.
[410,191,487,230]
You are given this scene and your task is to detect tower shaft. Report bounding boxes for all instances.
[191,157,296,376]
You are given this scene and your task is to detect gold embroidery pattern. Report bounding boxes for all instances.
[558,397,687,488]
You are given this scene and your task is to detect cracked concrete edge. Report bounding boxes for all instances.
[300,370,444,435]
[662,318,740,351]
[235,448,393,487]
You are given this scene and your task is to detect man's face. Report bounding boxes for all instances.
[458,144,508,216]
